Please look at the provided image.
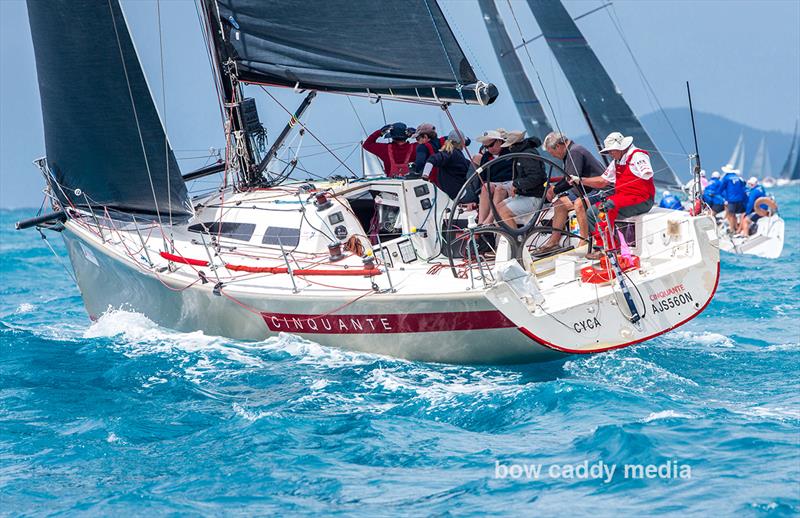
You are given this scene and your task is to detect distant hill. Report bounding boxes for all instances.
[574,108,796,182]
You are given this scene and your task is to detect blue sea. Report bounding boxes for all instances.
[1,189,799,516]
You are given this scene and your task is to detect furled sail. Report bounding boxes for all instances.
[526,0,681,188]
[778,121,798,179]
[212,0,497,105]
[478,0,552,138]
[26,0,190,218]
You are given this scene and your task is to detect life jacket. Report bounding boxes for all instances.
[423,141,439,184]
[616,148,655,202]
[387,143,414,177]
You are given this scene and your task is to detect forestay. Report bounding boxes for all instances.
[26,0,190,218]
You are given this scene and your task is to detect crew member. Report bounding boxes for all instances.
[737,176,767,236]
[702,171,725,214]
[411,123,441,179]
[485,132,546,226]
[423,130,472,200]
[362,122,416,177]
[659,190,684,210]
[539,131,607,253]
[572,132,656,260]
[719,164,747,233]
[474,128,512,225]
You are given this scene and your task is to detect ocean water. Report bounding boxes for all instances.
[1,189,798,516]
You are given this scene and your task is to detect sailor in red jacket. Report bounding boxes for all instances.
[362,123,417,177]
[568,132,656,259]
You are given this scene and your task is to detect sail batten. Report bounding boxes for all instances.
[26,0,190,218]
[213,0,497,105]
[478,0,552,138]
[527,0,681,188]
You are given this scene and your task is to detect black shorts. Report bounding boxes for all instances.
[749,213,761,223]
[710,203,725,214]
[726,201,746,215]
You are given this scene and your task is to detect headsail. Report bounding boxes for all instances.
[478,0,552,138]
[526,0,681,188]
[725,133,744,171]
[26,0,190,218]
[211,0,497,105]
[750,138,772,178]
[778,121,798,179]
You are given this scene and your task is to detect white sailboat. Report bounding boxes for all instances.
[17,0,720,364]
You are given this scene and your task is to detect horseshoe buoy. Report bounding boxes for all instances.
[754,197,777,218]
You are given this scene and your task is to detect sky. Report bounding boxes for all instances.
[1,0,798,209]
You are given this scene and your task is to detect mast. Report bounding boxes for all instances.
[200,0,264,188]
[478,0,552,139]
[526,0,682,188]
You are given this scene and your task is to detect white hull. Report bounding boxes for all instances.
[718,214,785,259]
[58,181,720,365]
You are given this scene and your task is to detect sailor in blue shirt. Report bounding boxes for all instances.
[737,176,767,236]
[658,190,684,210]
[702,171,725,214]
[719,166,748,232]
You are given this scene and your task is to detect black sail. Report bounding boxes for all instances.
[478,0,552,139]
[213,0,497,105]
[778,121,797,180]
[527,0,681,188]
[27,0,190,218]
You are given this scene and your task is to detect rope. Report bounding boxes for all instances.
[108,0,165,235]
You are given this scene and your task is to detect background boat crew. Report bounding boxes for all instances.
[719,163,748,233]
[422,130,472,200]
[737,176,767,236]
[575,132,656,260]
[362,122,416,177]
[475,128,513,225]
[411,123,442,180]
[540,131,607,253]
[659,190,684,210]
[484,131,547,227]
[702,170,725,214]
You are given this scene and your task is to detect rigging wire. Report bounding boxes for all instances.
[605,3,688,156]
[108,0,166,248]
[156,0,174,248]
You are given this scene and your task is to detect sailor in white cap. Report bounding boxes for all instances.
[736,176,767,236]
[568,131,656,259]
[474,128,513,225]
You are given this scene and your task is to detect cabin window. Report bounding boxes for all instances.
[262,226,301,247]
[188,221,256,242]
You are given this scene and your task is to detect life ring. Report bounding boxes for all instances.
[754,197,777,218]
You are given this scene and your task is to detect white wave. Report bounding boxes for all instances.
[642,410,693,422]
[672,330,734,348]
[737,405,800,422]
[106,432,124,444]
[564,352,699,392]
[84,309,264,368]
[232,402,272,422]
[765,342,800,351]
[14,302,35,314]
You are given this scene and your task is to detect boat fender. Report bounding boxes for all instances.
[754,197,777,218]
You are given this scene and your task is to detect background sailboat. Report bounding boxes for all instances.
[750,137,774,186]
[777,120,798,185]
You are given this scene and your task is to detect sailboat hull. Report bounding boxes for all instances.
[60,210,720,365]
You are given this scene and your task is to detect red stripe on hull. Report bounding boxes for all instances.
[261,310,516,334]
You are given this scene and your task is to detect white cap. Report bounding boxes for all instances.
[747,176,758,187]
[662,190,671,197]
[711,171,720,179]
[700,169,706,176]
[600,131,634,153]
[477,129,507,144]
[721,164,737,174]
[501,130,526,148]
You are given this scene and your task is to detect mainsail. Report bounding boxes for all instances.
[26,0,190,218]
[212,0,497,105]
[526,0,681,188]
[778,121,798,179]
[750,138,772,178]
[725,133,744,171]
[478,0,552,139]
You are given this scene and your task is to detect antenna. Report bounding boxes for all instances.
[686,81,703,212]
